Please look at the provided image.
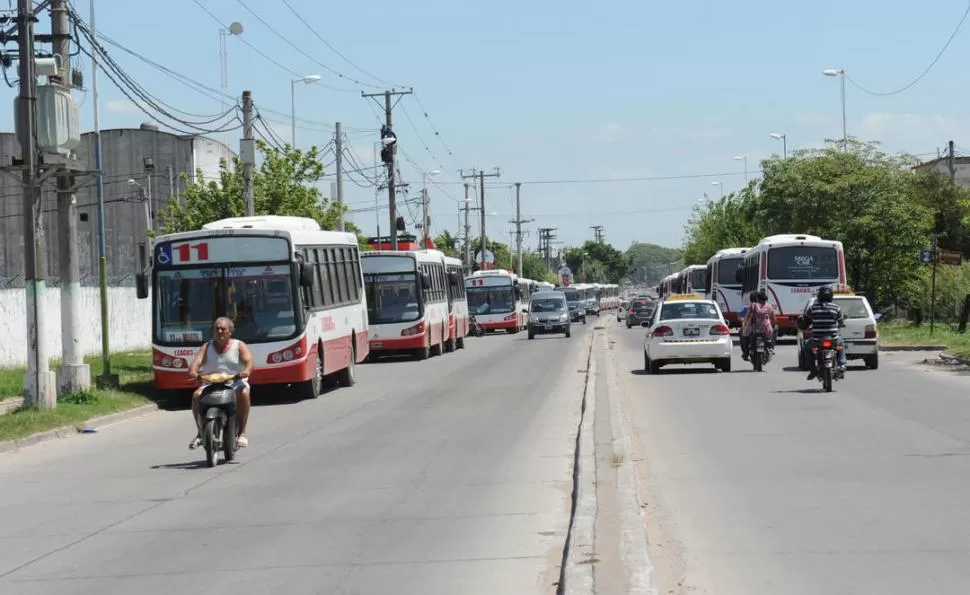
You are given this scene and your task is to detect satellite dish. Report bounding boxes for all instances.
[228,22,244,35]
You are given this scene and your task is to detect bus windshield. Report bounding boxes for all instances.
[559,288,581,303]
[690,269,708,292]
[154,264,297,344]
[717,257,743,287]
[767,246,839,280]
[467,284,515,314]
[363,272,421,324]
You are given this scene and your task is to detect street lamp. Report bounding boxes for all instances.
[733,155,748,184]
[711,181,723,198]
[128,179,153,239]
[421,169,441,246]
[770,132,787,159]
[290,74,322,146]
[219,22,244,111]
[823,68,847,151]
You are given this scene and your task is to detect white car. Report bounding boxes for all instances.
[797,291,880,370]
[641,295,733,374]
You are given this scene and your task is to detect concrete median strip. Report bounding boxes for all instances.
[0,403,159,455]
[880,344,948,351]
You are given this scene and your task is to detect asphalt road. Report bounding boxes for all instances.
[0,323,597,595]
[610,321,970,595]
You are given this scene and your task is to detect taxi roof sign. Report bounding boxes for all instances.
[665,293,704,301]
[832,283,855,296]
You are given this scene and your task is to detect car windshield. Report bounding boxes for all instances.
[632,300,652,309]
[467,285,515,314]
[835,298,870,319]
[363,272,421,324]
[531,297,565,312]
[155,265,297,344]
[660,302,720,321]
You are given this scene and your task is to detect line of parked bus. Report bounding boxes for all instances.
[137,215,622,400]
[657,233,846,335]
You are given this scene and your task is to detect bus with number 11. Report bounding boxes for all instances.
[137,216,369,399]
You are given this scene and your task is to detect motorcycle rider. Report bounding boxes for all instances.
[756,290,779,353]
[741,291,775,360]
[738,291,758,360]
[800,285,847,380]
[186,317,253,450]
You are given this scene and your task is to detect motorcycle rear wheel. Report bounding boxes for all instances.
[822,367,833,392]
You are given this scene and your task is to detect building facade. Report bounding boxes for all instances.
[0,124,235,288]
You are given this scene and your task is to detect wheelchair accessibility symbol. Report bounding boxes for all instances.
[156,244,172,265]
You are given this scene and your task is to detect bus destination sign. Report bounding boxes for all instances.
[155,236,290,266]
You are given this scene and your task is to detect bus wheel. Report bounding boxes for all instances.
[302,347,323,399]
[444,334,456,353]
[456,333,466,349]
[338,342,357,387]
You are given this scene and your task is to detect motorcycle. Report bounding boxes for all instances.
[811,337,844,392]
[197,372,242,467]
[750,331,771,372]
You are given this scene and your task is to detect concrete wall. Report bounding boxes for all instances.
[0,128,235,288]
[0,287,151,367]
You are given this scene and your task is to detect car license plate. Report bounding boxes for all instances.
[683,327,700,337]
[372,342,383,349]
[544,324,553,330]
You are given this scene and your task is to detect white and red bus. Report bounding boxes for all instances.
[443,255,470,350]
[705,247,749,328]
[361,249,453,359]
[739,233,847,335]
[137,216,369,398]
[465,268,532,333]
[658,273,677,297]
[674,264,708,296]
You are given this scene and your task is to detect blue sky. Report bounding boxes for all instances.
[3,0,970,252]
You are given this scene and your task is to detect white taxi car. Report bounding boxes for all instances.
[797,286,880,370]
[642,293,733,374]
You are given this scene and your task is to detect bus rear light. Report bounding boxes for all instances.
[401,321,426,337]
[266,336,307,364]
[709,324,730,336]
[504,313,517,321]
[864,324,877,339]
[153,348,188,370]
[652,326,673,338]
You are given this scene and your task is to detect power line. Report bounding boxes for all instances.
[847,1,970,96]
[232,0,363,92]
[428,169,753,186]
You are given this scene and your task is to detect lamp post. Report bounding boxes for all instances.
[290,74,321,146]
[823,68,847,151]
[711,181,723,199]
[733,155,748,184]
[770,132,787,159]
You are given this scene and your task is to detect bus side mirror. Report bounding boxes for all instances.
[421,272,432,288]
[299,263,315,287]
[135,273,149,299]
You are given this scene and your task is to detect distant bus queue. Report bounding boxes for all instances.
[656,233,846,333]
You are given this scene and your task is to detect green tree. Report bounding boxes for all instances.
[433,230,459,257]
[520,251,558,283]
[625,242,683,285]
[563,241,628,282]
[159,140,367,248]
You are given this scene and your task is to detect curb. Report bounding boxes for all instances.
[880,344,948,352]
[559,329,597,594]
[602,330,657,594]
[0,403,159,455]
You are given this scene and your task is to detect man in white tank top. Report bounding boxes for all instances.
[187,317,254,449]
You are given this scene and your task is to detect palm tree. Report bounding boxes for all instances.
[434,230,458,256]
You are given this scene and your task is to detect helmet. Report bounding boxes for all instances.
[817,285,834,302]
[757,290,768,303]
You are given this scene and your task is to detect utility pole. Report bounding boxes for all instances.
[362,88,413,250]
[591,225,604,243]
[241,90,255,217]
[948,140,956,184]
[14,0,55,408]
[51,0,90,393]
[537,227,557,270]
[335,121,345,231]
[463,183,471,268]
[509,182,534,275]
[461,168,500,269]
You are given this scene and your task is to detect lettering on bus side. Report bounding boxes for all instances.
[321,316,336,332]
[791,287,814,293]
[174,348,197,356]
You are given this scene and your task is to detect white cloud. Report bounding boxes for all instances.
[104,99,142,115]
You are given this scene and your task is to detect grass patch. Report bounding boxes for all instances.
[0,388,150,443]
[0,351,152,400]
[880,322,970,358]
